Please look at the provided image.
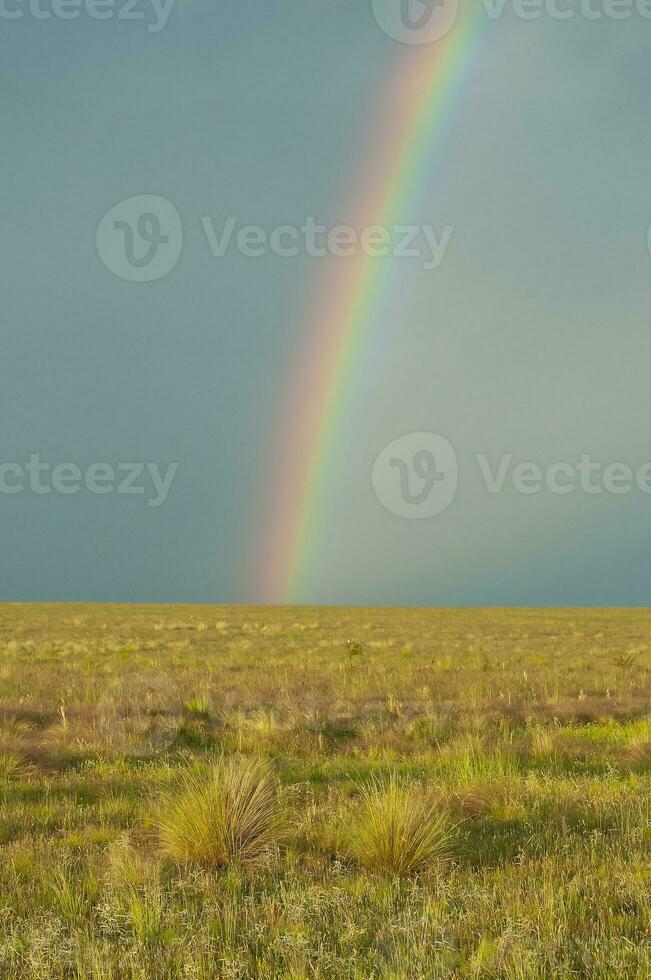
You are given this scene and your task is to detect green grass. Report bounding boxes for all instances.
[344,776,457,877]
[0,604,648,977]
[156,757,284,869]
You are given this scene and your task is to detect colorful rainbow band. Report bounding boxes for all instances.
[258,7,480,603]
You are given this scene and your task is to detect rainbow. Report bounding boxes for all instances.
[257,6,481,603]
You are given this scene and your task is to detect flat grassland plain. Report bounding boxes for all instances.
[0,605,648,978]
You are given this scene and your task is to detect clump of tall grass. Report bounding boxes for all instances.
[184,694,213,719]
[155,757,284,870]
[105,835,160,890]
[345,778,457,878]
[50,867,98,923]
[0,750,28,781]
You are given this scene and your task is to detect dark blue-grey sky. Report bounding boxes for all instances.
[1,0,650,604]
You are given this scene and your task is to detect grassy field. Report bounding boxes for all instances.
[0,604,648,978]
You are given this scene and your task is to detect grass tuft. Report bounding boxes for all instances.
[155,756,284,869]
[0,750,28,781]
[346,778,457,878]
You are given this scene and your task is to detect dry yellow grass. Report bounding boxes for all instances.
[156,756,284,869]
[0,604,647,977]
[345,777,457,877]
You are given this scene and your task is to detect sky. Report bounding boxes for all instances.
[1,0,650,605]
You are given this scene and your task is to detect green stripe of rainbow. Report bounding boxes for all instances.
[258,7,481,603]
